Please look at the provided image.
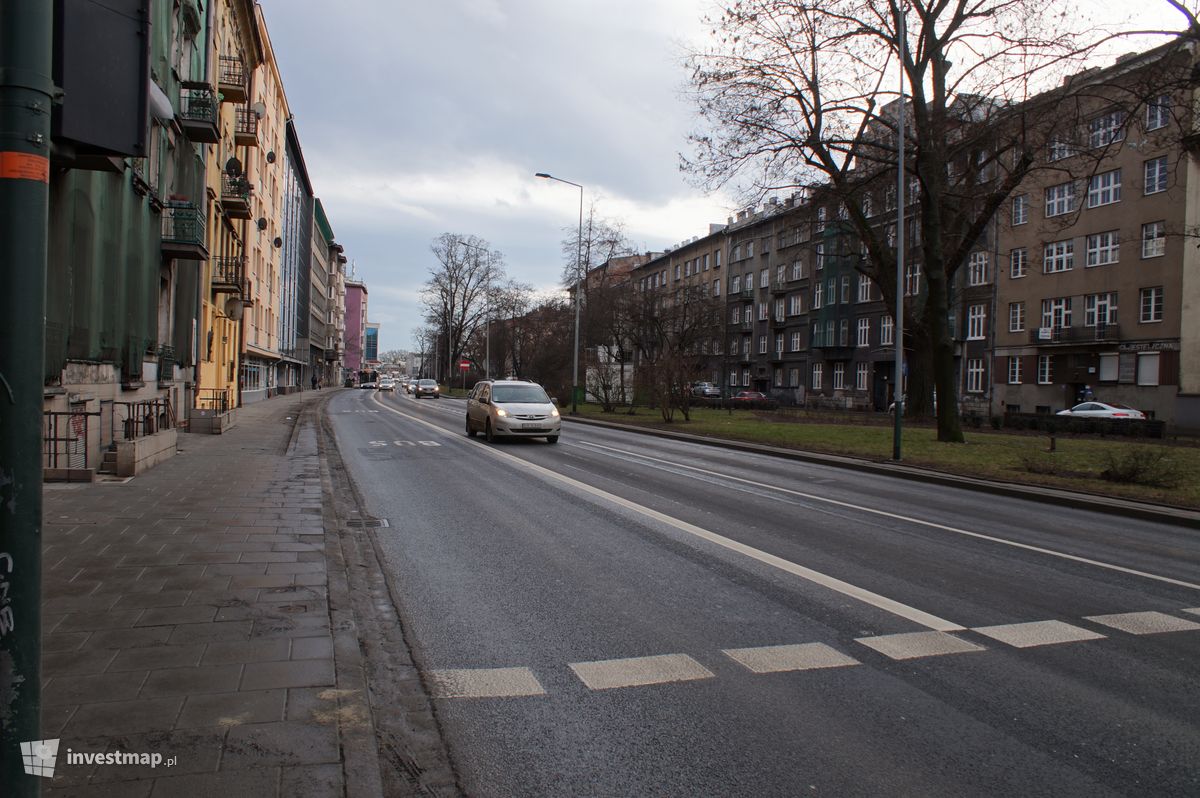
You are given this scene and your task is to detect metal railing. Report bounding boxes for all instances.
[221,173,253,202]
[179,85,218,124]
[1029,324,1120,344]
[212,254,246,290]
[235,106,258,141]
[162,202,206,247]
[197,388,231,414]
[44,410,100,470]
[218,55,247,95]
[112,398,176,442]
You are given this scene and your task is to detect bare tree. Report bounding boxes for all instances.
[685,0,1120,441]
[420,234,505,384]
[632,284,724,422]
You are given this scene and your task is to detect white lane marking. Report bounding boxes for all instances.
[370,396,966,632]
[571,439,1200,593]
[1083,611,1200,635]
[855,631,986,661]
[569,653,714,690]
[973,620,1105,649]
[723,642,860,674]
[428,667,546,698]
[1184,607,1200,617]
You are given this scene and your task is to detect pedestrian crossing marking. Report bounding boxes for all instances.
[569,653,714,690]
[723,642,860,673]
[855,631,986,661]
[1083,611,1200,635]
[973,620,1104,649]
[428,667,546,699]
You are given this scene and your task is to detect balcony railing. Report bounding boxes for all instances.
[218,55,248,103]
[161,202,208,261]
[220,174,253,219]
[197,389,231,414]
[740,286,755,298]
[212,255,245,294]
[113,398,176,442]
[771,280,789,294]
[234,106,259,147]
[178,83,219,143]
[1029,324,1121,345]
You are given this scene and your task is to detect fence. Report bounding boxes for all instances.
[43,410,100,470]
[112,398,176,442]
[196,388,231,414]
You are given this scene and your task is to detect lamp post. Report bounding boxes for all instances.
[535,172,584,413]
[893,6,906,462]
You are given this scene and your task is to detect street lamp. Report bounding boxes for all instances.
[535,172,584,414]
[893,6,906,461]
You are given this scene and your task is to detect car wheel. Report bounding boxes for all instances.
[485,420,496,443]
[465,416,476,437]
[546,434,559,444]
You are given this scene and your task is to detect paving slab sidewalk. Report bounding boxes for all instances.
[38,390,382,797]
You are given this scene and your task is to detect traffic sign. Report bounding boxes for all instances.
[459,361,470,370]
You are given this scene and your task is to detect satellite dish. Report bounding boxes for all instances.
[251,101,267,119]
[266,150,276,164]
[224,297,244,321]
[273,236,283,249]
[256,217,268,231]
[224,156,242,176]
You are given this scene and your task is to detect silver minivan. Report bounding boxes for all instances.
[466,380,560,443]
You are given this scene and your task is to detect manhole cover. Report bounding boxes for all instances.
[345,518,389,528]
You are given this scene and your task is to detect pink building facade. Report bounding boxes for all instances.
[345,280,368,375]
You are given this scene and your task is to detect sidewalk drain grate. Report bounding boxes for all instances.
[346,518,389,528]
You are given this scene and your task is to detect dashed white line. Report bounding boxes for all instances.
[856,631,986,661]
[973,620,1105,649]
[723,643,859,674]
[1083,611,1200,635]
[428,667,546,698]
[569,654,714,690]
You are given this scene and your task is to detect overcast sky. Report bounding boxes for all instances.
[260,0,1190,355]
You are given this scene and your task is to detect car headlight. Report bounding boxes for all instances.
[550,408,559,417]
[495,407,508,417]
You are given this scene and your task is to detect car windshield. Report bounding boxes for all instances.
[491,384,550,403]
[419,380,436,387]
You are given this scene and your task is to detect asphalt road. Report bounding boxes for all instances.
[329,387,1200,797]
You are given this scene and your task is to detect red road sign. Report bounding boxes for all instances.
[459,361,470,370]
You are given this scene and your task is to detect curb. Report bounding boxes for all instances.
[562,414,1200,529]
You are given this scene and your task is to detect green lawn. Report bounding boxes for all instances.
[571,403,1200,509]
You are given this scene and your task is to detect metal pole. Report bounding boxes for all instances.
[572,183,583,414]
[0,1,53,793]
[893,4,906,461]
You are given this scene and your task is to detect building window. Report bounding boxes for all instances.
[1048,135,1073,162]
[967,304,986,340]
[715,249,721,267]
[760,269,769,288]
[856,362,869,391]
[1045,182,1076,217]
[731,306,741,324]
[774,333,784,354]
[790,331,801,351]
[789,367,800,387]
[904,262,921,296]
[1043,240,1074,273]
[1141,221,1165,258]
[812,363,823,390]
[1140,286,1163,323]
[1089,110,1126,148]
[1146,94,1170,131]
[731,275,741,293]
[862,195,873,218]
[1012,193,1028,225]
[812,281,823,309]
[1144,156,1168,194]
[815,243,825,270]
[1037,354,1053,385]
[1010,248,1028,279]
[704,254,710,271]
[774,299,785,321]
[832,363,846,390]
[858,274,872,302]
[729,370,738,387]
[857,318,870,347]
[742,336,751,355]
[1009,302,1025,333]
[1137,353,1160,386]
[838,319,849,347]
[967,251,989,286]
[815,206,826,232]
[754,302,765,321]
[966,359,985,393]
[880,315,894,345]
[1087,169,1121,208]
[758,335,767,354]
[788,294,802,315]
[1099,353,1118,382]
[713,279,721,297]
[1008,356,1022,385]
[1085,231,1120,267]
[1084,293,1117,327]
[1041,297,1072,329]
[791,259,805,280]
[742,369,750,387]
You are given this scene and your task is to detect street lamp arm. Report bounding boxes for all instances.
[535,172,582,190]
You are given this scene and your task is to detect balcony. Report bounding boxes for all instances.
[161,202,208,261]
[234,106,259,147]
[771,280,789,294]
[771,315,788,329]
[1029,324,1121,345]
[221,174,253,219]
[811,342,854,358]
[218,55,248,103]
[740,286,755,298]
[212,255,245,295]
[178,83,219,143]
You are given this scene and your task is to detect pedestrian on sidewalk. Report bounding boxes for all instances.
[312,373,318,391]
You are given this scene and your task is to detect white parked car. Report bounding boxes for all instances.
[1056,401,1146,420]
[378,377,395,391]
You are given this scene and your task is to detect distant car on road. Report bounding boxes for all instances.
[731,391,768,402]
[691,382,722,398]
[1057,401,1146,420]
[360,380,377,390]
[414,379,440,399]
[378,377,395,392]
[465,379,560,443]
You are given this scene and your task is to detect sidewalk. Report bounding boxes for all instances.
[38,390,382,797]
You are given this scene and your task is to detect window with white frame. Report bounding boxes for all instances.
[813,281,823,309]
[1037,354,1053,384]
[886,223,896,248]
[1137,352,1160,386]
[1140,286,1163,322]
[1048,135,1073,161]
[742,336,750,355]
[744,303,752,324]
[1089,110,1126,148]
[856,362,869,391]
[1045,182,1076,217]
[704,253,710,271]
[1084,292,1117,327]
[742,369,750,387]
[731,306,741,324]
[747,240,754,257]
[1043,240,1074,273]
[968,251,989,286]
[1010,248,1028,278]
[775,264,786,283]
[858,274,872,302]
[862,195,873,217]
[1041,297,1072,329]
[1144,156,1168,194]
[790,331,801,351]
[758,335,767,354]
[840,276,850,304]
[885,185,896,211]
[816,206,826,232]
[857,318,870,347]
[715,249,721,267]
[812,363,823,390]
[773,367,783,388]
[733,244,742,261]
[674,264,681,280]
[713,338,722,355]
[1146,94,1170,131]
[966,358,985,393]
[729,370,738,387]
[1142,221,1165,258]
[757,302,767,321]
[1009,301,1025,333]
[791,259,804,280]
[815,243,825,270]
[1085,231,1119,267]
[832,362,846,390]
[1087,169,1121,207]
[789,367,800,387]
[1012,193,1028,225]
[838,319,849,347]
[967,304,986,340]
[774,333,784,354]
[788,294,802,315]
[713,279,721,297]
[760,269,769,288]
[904,262,921,296]
[1008,356,1022,384]
[731,274,741,292]
[880,315,894,345]
[827,278,836,306]
[774,298,785,321]
[729,337,738,354]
